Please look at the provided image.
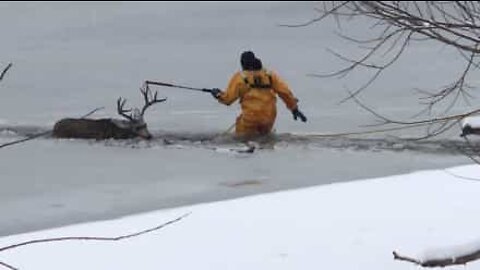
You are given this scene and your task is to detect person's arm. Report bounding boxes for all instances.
[217,73,243,105]
[270,71,298,110]
[271,71,307,122]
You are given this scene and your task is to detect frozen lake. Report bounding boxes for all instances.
[0,2,476,236]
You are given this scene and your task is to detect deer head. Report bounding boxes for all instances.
[116,84,166,139]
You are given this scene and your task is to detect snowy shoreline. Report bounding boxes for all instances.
[1,164,479,270]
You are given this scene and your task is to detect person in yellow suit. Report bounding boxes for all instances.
[211,51,307,138]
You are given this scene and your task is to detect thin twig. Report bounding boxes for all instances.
[0,261,18,270]
[278,1,350,27]
[0,213,190,253]
[444,169,480,181]
[80,106,105,119]
[0,63,12,82]
[393,251,422,265]
[0,213,190,270]
[346,89,480,139]
[299,2,480,129]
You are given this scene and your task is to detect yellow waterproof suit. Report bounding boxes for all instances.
[217,69,298,137]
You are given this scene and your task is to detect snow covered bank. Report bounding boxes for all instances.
[1,165,480,269]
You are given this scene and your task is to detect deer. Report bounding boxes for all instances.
[52,85,166,140]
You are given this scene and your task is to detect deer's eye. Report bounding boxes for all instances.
[134,124,147,131]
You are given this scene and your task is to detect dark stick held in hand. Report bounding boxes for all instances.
[145,80,214,93]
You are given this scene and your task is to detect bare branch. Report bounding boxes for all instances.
[443,169,480,182]
[297,2,480,120]
[0,261,18,270]
[392,251,423,265]
[278,1,350,27]
[0,63,12,82]
[345,88,480,139]
[0,213,190,253]
[393,249,480,267]
[460,136,480,165]
[0,213,189,270]
[349,90,480,126]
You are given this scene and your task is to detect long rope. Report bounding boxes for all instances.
[223,122,236,135]
[0,130,52,149]
[220,120,436,138]
[296,122,435,138]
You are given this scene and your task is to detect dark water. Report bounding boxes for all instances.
[1,125,479,156]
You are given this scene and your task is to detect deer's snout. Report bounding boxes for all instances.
[136,127,153,140]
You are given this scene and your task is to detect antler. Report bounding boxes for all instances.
[140,83,167,116]
[116,97,135,121]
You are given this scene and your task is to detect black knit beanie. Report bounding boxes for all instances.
[240,51,256,70]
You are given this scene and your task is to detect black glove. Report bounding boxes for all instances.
[292,108,307,122]
[210,88,222,99]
